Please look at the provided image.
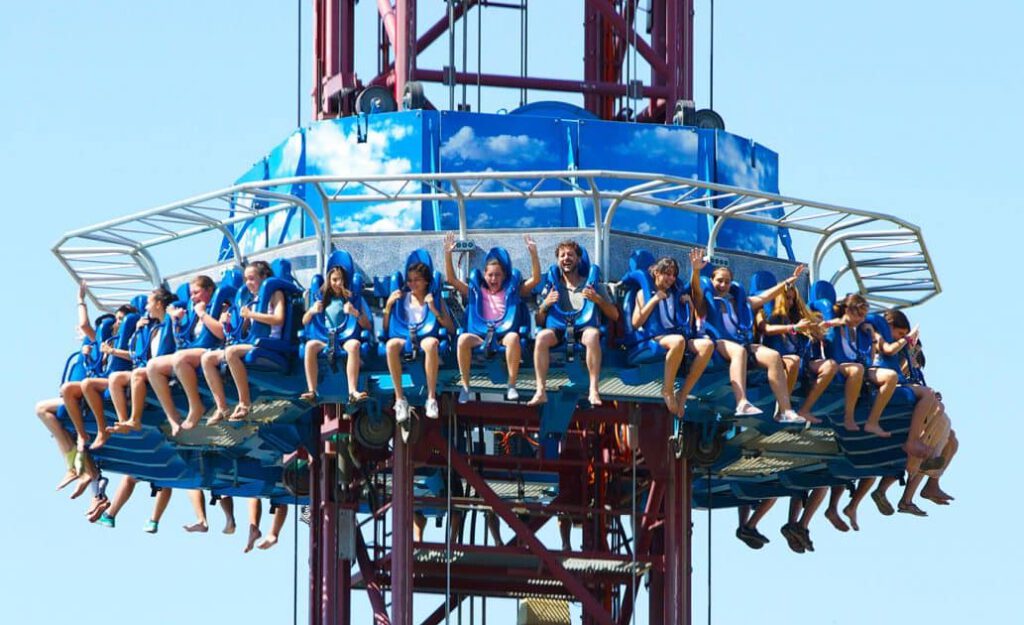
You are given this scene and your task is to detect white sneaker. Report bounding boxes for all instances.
[458,387,471,404]
[777,409,807,425]
[425,397,439,419]
[394,398,410,424]
[505,386,520,402]
[734,401,764,417]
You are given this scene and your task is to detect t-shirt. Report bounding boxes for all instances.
[555,280,612,314]
[149,327,163,359]
[403,294,428,325]
[480,288,507,321]
[324,298,347,328]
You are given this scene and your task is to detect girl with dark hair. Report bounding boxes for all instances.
[300,264,372,404]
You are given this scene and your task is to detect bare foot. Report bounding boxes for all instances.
[107,421,138,435]
[56,469,79,491]
[181,409,203,431]
[223,518,237,535]
[842,504,860,531]
[70,473,94,500]
[588,392,603,407]
[183,521,209,533]
[842,420,860,432]
[229,404,251,422]
[76,435,89,452]
[863,423,891,438]
[920,485,953,504]
[903,438,934,458]
[257,534,279,550]
[824,508,850,532]
[244,524,262,553]
[169,421,182,437]
[675,390,688,418]
[527,391,547,407]
[662,390,679,415]
[797,412,823,425]
[207,408,228,426]
[88,430,110,450]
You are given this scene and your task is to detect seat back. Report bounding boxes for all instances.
[130,314,177,368]
[464,246,525,339]
[177,269,242,349]
[864,312,921,384]
[619,249,692,347]
[102,313,141,375]
[382,249,448,341]
[699,276,754,344]
[304,249,372,347]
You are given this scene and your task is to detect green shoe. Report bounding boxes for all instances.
[144,520,159,534]
[98,513,115,529]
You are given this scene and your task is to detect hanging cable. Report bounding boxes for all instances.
[631,0,639,121]
[707,472,712,625]
[709,0,715,111]
[630,406,637,625]
[445,401,454,624]
[476,1,482,112]
[293,500,299,625]
[447,0,456,110]
[296,0,302,127]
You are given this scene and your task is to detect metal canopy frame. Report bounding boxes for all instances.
[54,169,939,311]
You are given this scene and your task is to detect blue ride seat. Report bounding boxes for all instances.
[538,244,605,363]
[461,246,529,359]
[300,249,374,365]
[238,262,305,373]
[61,315,116,384]
[618,249,695,366]
[698,275,755,345]
[376,248,450,361]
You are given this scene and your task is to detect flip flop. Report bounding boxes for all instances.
[897,501,928,517]
[207,408,230,426]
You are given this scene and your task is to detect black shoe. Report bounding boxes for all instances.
[780,523,805,554]
[795,526,815,552]
[736,525,766,550]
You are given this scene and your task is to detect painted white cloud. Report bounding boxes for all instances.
[440,126,548,167]
[614,126,699,168]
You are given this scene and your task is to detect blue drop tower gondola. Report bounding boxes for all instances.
[47,2,944,625]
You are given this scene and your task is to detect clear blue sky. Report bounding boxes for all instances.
[2,2,1020,623]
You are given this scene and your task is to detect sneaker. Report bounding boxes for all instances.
[458,387,471,404]
[144,520,159,534]
[98,513,115,529]
[776,409,807,425]
[425,397,439,419]
[734,401,764,417]
[505,386,520,402]
[394,398,410,424]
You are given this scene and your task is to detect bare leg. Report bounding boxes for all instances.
[36,398,77,485]
[746,499,775,530]
[582,327,603,405]
[107,370,132,425]
[456,333,482,389]
[165,349,207,428]
[220,496,237,534]
[863,368,897,437]
[302,340,325,397]
[798,359,837,422]
[82,377,112,450]
[503,332,522,387]
[225,344,255,419]
[528,330,558,406]
[106,476,139,519]
[61,382,89,449]
[798,487,828,529]
[842,478,876,531]
[386,338,407,402]
[717,340,749,405]
[838,363,864,432]
[344,339,363,397]
[151,487,172,522]
[677,338,713,418]
[899,473,926,509]
[751,345,792,412]
[824,485,850,532]
[788,496,803,525]
[244,499,262,553]
[486,513,503,545]
[903,386,939,457]
[185,489,210,532]
[558,516,572,551]
[657,335,686,414]
[422,337,440,400]
[258,505,288,550]
[413,512,427,542]
[196,349,230,430]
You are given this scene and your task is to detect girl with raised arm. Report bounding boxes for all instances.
[300,263,372,404]
[383,262,456,423]
[630,248,714,416]
[444,232,541,403]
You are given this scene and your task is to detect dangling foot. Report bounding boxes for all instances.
[662,389,679,415]
[299,390,319,405]
[903,438,934,459]
[588,391,603,407]
[88,430,110,451]
[206,408,229,426]
[181,409,204,430]
[56,468,79,491]
[527,390,547,407]
[393,397,410,425]
[244,524,262,553]
[675,390,688,419]
[144,520,160,534]
[870,489,895,516]
[76,435,90,452]
[796,411,823,425]
[824,508,850,532]
[107,421,138,435]
[842,418,860,432]
[897,501,928,517]
[920,484,953,504]
[425,397,439,419]
[87,498,111,523]
[228,404,251,423]
[458,386,472,404]
[841,504,860,531]
[863,423,891,438]
[348,391,368,405]
[505,386,520,402]
[169,421,182,438]
[223,517,237,535]
[734,400,763,417]
[257,534,279,550]
[70,473,94,500]
[183,521,209,533]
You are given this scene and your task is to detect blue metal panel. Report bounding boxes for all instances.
[714,133,782,256]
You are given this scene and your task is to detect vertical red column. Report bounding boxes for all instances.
[663,453,692,625]
[391,431,413,625]
[395,0,417,109]
[681,0,694,104]
[309,410,324,625]
[583,2,601,117]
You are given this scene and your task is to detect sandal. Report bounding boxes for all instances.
[228,404,251,422]
[348,391,369,405]
[299,391,319,405]
[734,401,764,417]
[897,501,928,517]
[207,408,230,426]
[870,490,895,516]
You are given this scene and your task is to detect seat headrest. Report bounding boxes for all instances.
[327,249,356,289]
[173,283,191,308]
[865,313,892,342]
[483,247,513,288]
[130,294,148,314]
[271,258,293,282]
[406,248,435,275]
[749,270,778,296]
[221,268,244,290]
[577,245,591,278]
[811,281,837,307]
[628,249,656,273]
